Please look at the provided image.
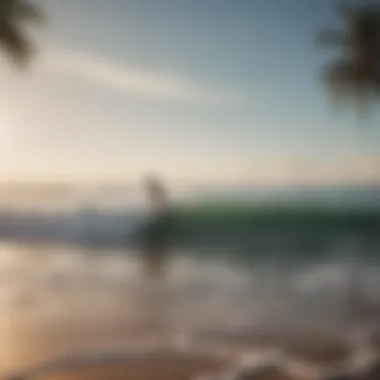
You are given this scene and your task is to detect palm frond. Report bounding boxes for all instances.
[317,3,380,117]
[321,60,353,109]
[0,21,32,66]
[321,58,377,117]
[0,0,43,66]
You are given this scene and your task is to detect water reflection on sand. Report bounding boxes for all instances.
[0,242,379,379]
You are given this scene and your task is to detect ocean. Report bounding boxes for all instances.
[1,184,380,260]
[0,184,379,379]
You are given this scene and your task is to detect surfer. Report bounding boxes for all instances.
[140,174,170,278]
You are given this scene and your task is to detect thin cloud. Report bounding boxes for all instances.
[41,47,243,106]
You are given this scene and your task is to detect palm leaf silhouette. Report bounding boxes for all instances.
[317,3,380,117]
[0,0,44,66]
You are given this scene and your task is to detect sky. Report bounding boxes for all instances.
[1,0,380,185]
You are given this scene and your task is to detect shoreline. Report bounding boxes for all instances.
[3,325,380,380]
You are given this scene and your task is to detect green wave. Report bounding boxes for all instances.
[136,202,380,262]
[171,202,380,228]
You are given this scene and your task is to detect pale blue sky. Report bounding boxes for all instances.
[1,0,380,184]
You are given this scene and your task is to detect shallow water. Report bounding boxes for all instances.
[0,242,380,379]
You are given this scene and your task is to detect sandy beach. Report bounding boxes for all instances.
[0,243,379,380]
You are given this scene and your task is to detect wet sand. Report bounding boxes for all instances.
[0,243,380,380]
[2,304,380,380]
